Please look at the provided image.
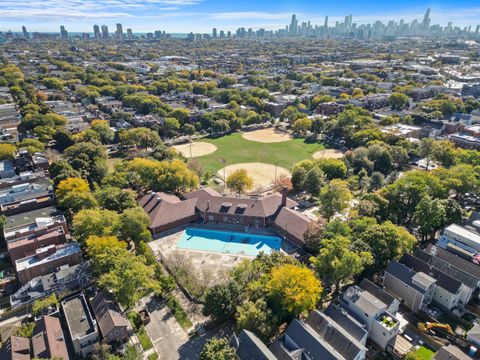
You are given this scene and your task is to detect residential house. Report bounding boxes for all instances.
[90,292,129,345]
[230,330,278,360]
[383,261,436,313]
[433,345,472,360]
[0,336,31,360]
[32,314,69,360]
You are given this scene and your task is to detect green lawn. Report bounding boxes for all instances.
[415,346,435,360]
[195,133,325,173]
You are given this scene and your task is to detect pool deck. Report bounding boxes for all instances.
[148,223,296,287]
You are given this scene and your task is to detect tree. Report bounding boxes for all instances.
[17,138,45,154]
[310,235,372,291]
[203,282,241,323]
[267,264,322,319]
[91,119,115,144]
[292,118,312,135]
[432,140,457,168]
[97,248,158,309]
[161,117,181,138]
[85,236,128,275]
[64,141,108,183]
[95,186,137,212]
[419,138,435,171]
[303,166,325,197]
[226,169,253,194]
[318,180,353,221]
[316,158,347,180]
[236,299,277,342]
[200,338,236,360]
[358,221,416,271]
[0,143,16,160]
[414,195,447,241]
[49,160,80,187]
[389,93,409,110]
[119,207,152,244]
[32,294,58,316]
[73,209,121,243]
[118,127,162,149]
[56,178,98,213]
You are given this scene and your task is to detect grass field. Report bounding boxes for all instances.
[415,346,435,360]
[195,133,325,173]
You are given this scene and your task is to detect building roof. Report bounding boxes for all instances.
[385,261,432,294]
[425,244,480,279]
[231,330,278,360]
[62,293,97,340]
[359,278,397,309]
[323,304,367,344]
[15,243,81,272]
[4,207,62,230]
[272,207,310,243]
[343,285,386,318]
[433,345,472,360]
[0,336,31,360]
[90,292,128,339]
[445,224,480,247]
[400,254,462,294]
[32,315,69,360]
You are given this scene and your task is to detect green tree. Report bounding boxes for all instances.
[292,118,312,135]
[119,207,152,244]
[236,299,277,342]
[414,195,447,241]
[310,235,372,291]
[302,166,325,197]
[203,282,241,323]
[226,169,253,194]
[0,143,17,160]
[318,180,353,221]
[316,158,347,180]
[95,186,137,212]
[389,93,409,110]
[200,338,236,360]
[98,248,158,309]
[73,209,121,243]
[118,127,162,149]
[419,138,435,171]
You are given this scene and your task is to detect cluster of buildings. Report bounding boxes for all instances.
[1,291,130,360]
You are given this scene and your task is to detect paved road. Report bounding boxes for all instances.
[144,296,190,360]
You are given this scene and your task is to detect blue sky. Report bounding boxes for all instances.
[2,0,480,33]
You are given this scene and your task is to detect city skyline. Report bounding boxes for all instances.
[1,0,480,33]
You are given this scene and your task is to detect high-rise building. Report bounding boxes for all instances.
[93,24,100,39]
[127,28,133,39]
[116,23,124,39]
[422,8,431,29]
[22,26,29,39]
[60,25,68,38]
[212,28,217,38]
[219,30,225,38]
[324,16,328,28]
[290,14,298,34]
[101,25,109,39]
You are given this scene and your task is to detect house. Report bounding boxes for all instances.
[437,223,480,255]
[433,345,472,360]
[383,261,436,313]
[399,254,465,311]
[32,314,69,360]
[467,324,480,349]
[15,243,82,284]
[139,187,311,247]
[0,336,31,360]
[90,292,129,345]
[269,314,366,360]
[341,285,400,350]
[230,330,278,360]
[415,247,480,305]
[62,293,99,357]
[0,160,16,179]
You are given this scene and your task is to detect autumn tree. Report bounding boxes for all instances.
[0,143,17,160]
[200,338,236,360]
[226,169,253,194]
[56,177,98,213]
[73,209,121,243]
[389,92,409,110]
[267,264,322,319]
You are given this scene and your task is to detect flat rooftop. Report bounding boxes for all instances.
[15,243,80,272]
[63,294,96,339]
[4,206,61,229]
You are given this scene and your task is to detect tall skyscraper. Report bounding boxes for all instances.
[93,24,100,39]
[127,28,133,39]
[422,8,431,29]
[22,26,30,39]
[324,16,329,28]
[101,25,109,39]
[60,25,68,38]
[290,14,298,34]
[116,23,124,39]
[212,28,217,38]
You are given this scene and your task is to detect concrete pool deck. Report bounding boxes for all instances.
[148,223,297,287]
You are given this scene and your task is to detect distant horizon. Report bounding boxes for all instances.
[1,0,480,33]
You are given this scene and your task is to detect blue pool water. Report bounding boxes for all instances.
[176,228,282,256]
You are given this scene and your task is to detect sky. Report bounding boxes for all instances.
[2,0,480,34]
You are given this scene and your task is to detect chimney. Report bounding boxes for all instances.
[281,186,288,207]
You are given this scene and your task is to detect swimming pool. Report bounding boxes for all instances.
[176,228,282,256]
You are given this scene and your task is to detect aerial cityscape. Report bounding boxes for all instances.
[2,1,480,360]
